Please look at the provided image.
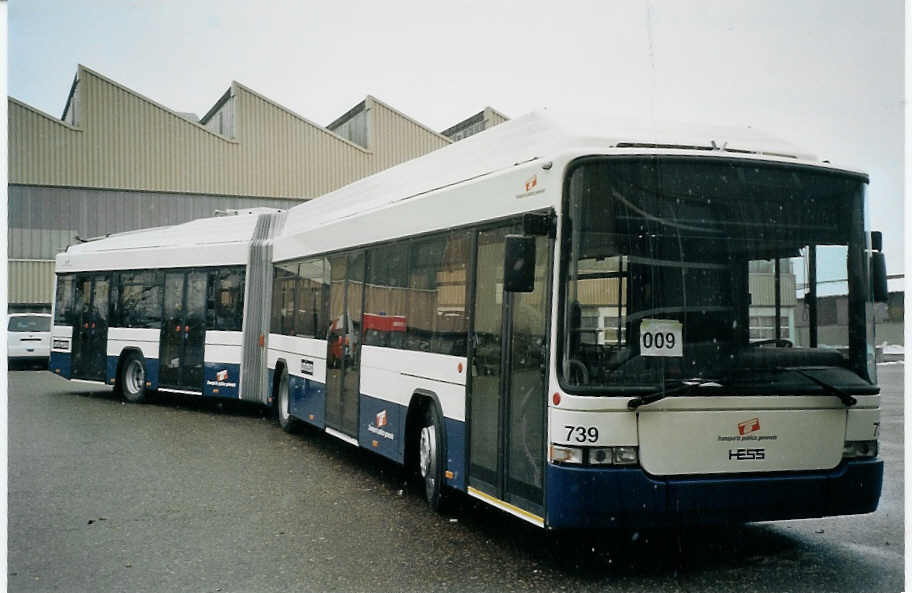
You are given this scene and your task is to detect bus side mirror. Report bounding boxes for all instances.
[871,231,888,303]
[504,235,536,293]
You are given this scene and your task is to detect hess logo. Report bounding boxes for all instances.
[524,175,537,192]
[738,417,760,435]
[216,369,229,381]
[375,410,388,428]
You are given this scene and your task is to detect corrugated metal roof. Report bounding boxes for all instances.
[9,65,452,199]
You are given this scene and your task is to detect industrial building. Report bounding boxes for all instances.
[8,65,507,311]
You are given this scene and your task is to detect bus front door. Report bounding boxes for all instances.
[324,252,364,437]
[468,227,550,517]
[71,273,110,382]
[159,271,207,391]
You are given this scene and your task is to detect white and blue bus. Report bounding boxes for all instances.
[51,112,889,529]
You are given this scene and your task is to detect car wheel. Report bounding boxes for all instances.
[418,403,447,511]
[118,352,147,403]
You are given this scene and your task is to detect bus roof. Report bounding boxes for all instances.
[56,209,278,272]
[278,110,850,240]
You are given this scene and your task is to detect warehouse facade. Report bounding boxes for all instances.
[9,65,505,311]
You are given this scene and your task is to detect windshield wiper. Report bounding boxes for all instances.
[783,367,857,407]
[627,378,724,410]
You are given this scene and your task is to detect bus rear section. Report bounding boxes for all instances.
[545,155,883,529]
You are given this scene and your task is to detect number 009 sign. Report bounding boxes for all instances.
[640,319,683,357]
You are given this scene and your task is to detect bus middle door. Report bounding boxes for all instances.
[159,271,207,391]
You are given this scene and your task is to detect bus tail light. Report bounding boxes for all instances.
[843,440,878,459]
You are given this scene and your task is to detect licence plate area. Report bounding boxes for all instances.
[638,409,846,475]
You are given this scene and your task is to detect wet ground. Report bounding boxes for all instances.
[7,364,904,592]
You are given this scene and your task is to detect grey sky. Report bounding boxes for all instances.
[9,0,905,277]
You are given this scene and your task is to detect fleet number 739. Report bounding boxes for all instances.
[564,425,599,443]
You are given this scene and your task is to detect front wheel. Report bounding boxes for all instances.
[118,352,147,403]
[418,404,447,511]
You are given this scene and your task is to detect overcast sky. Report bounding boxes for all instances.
[8,0,906,277]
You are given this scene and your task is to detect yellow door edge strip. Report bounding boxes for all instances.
[467,486,544,527]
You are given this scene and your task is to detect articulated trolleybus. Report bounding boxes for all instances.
[51,112,888,529]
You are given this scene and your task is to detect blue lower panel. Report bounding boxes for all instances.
[106,356,119,385]
[546,459,883,529]
[145,358,160,390]
[204,362,241,398]
[359,394,405,463]
[290,375,325,429]
[444,418,465,491]
[49,352,72,379]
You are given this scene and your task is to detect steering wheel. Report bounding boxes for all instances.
[751,338,793,348]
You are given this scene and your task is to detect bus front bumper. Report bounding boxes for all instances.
[545,458,883,529]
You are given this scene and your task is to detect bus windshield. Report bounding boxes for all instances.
[560,157,877,396]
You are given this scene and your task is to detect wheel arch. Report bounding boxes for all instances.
[404,389,446,473]
[114,347,145,382]
[271,358,288,407]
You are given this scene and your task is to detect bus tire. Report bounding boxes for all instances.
[418,403,447,512]
[118,351,147,404]
[276,368,298,433]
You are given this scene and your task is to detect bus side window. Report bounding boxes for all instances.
[271,262,297,336]
[54,274,75,325]
[294,258,326,338]
[212,267,244,332]
[365,244,408,348]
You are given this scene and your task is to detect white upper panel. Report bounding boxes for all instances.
[56,209,276,272]
[274,110,859,259]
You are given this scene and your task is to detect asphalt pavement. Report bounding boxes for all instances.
[7,364,905,593]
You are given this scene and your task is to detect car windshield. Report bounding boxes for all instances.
[560,157,876,396]
[9,316,51,332]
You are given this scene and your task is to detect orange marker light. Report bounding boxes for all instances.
[552,392,561,405]
[457,362,463,373]
[445,470,454,479]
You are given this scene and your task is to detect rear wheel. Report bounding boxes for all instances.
[418,404,447,511]
[118,352,147,403]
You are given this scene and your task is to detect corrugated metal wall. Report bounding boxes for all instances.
[7,65,460,308]
[9,260,56,305]
[367,97,451,172]
[8,185,299,260]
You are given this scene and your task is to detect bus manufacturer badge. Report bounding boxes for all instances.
[216,369,229,382]
[738,417,760,435]
[639,319,683,357]
[525,175,537,191]
[375,409,388,428]
[301,359,314,376]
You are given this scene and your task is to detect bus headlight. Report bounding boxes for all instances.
[550,445,639,466]
[589,446,639,465]
[550,444,584,464]
[843,440,878,459]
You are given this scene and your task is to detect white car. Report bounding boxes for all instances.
[8,313,52,368]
